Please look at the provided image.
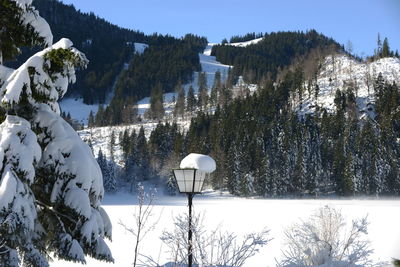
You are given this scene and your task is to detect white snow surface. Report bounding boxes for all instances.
[0,116,41,184]
[180,153,216,172]
[52,192,400,267]
[0,116,41,230]
[35,104,104,208]
[134,42,148,54]
[60,98,100,124]
[297,55,400,118]
[227,37,264,47]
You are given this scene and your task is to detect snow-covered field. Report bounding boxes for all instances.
[53,192,400,267]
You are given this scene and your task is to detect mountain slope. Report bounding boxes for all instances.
[31,0,147,104]
[296,55,400,118]
[211,30,341,83]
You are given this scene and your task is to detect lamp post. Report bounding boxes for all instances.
[173,153,216,267]
[173,169,208,267]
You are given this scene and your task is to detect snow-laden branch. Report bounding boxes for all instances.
[0,38,87,114]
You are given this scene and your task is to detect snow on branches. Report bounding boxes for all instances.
[0,38,88,115]
[279,206,377,267]
[0,0,112,265]
[10,0,53,47]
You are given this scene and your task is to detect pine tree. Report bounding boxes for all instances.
[186,85,196,113]
[95,104,105,126]
[381,37,390,58]
[109,130,116,162]
[136,127,151,181]
[173,81,185,119]
[0,1,112,265]
[198,71,208,110]
[147,84,165,120]
[210,70,221,106]
[97,149,117,193]
[88,110,95,127]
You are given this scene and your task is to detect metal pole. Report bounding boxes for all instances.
[188,193,193,267]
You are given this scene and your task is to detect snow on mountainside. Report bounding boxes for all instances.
[137,43,231,116]
[297,55,400,118]
[227,37,263,47]
[133,42,148,54]
[75,44,233,164]
[59,42,148,124]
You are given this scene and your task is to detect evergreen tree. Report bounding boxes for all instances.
[88,110,95,127]
[146,84,165,120]
[198,71,208,110]
[97,149,117,193]
[95,104,105,126]
[0,1,113,265]
[186,85,196,113]
[210,70,222,106]
[136,127,151,181]
[382,37,390,58]
[109,130,116,162]
[173,81,185,119]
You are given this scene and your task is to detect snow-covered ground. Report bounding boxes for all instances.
[53,192,400,267]
[297,55,400,118]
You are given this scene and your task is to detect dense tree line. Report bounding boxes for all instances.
[211,30,342,84]
[112,70,400,197]
[112,34,206,100]
[118,123,183,193]
[90,33,207,125]
[5,0,148,104]
[182,73,400,197]
[229,32,264,43]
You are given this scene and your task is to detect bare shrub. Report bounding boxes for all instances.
[161,213,270,267]
[278,206,378,267]
[119,184,161,267]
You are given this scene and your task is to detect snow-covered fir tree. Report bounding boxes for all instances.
[97,149,117,193]
[0,0,112,265]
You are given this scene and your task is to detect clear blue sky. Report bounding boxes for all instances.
[58,0,399,57]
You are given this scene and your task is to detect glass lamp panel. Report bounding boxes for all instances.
[174,170,186,193]
[184,169,195,192]
[193,171,206,192]
[174,169,196,193]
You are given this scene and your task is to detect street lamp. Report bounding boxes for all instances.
[173,153,216,267]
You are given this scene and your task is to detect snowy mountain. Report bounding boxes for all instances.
[296,55,400,118]
[76,43,231,164]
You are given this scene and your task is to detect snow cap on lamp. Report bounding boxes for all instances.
[180,153,216,173]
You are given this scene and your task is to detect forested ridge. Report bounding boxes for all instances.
[212,30,342,83]
[6,0,207,106]
[118,73,399,197]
